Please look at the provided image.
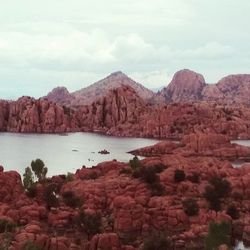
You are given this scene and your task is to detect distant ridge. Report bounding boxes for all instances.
[45,69,250,107]
[45,71,154,107]
[159,69,250,104]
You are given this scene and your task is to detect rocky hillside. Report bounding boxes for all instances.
[0,97,79,133]
[45,71,154,107]
[1,132,250,249]
[2,87,250,139]
[160,69,250,104]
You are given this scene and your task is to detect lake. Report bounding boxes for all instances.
[231,140,250,168]
[0,132,159,177]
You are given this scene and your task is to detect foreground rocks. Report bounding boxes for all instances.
[1,145,250,249]
[131,132,250,161]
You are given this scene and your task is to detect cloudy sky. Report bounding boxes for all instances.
[0,0,249,99]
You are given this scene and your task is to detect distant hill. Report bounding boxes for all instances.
[159,69,250,104]
[45,71,154,107]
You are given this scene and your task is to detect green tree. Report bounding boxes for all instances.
[205,221,232,250]
[23,167,34,190]
[31,159,47,182]
[21,240,44,250]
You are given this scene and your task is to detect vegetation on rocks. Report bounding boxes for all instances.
[204,177,231,211]
[205,221,232,250]
[174,169,186,182]
[31,159,47,182]
[182,198,199,216]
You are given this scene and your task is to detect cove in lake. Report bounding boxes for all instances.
[231,140,250,168]
[0,132,159,177]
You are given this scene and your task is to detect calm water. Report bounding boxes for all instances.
[231,140,250,168]
[231,140,250,147]
[0,132,158,176]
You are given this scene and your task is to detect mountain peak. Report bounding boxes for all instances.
[161,69,206,102]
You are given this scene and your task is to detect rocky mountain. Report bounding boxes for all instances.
[160,69,250,104]
[46,86,75,107]
[160,69,206,102]
[45,71,154,107]
[0,96,79,133]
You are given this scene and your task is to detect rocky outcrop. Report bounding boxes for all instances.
[45,87,75,107]
[160,69,250,104]
[0,96,79,133]
[1,151,250,249]
[161,69,206,102]
[75,85,147,132]
[45,72,154,107]
[131,132,250,160]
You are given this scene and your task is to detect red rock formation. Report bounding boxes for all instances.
[45,86,75,107]
[160,69,250,104]
[161,69,206,102]
[0,143,250,249]
[0,96,79,133]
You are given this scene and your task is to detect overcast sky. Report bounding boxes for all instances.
[0,0,249,99]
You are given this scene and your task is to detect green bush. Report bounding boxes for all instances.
[205,221,232,250]
[174,169,186,182]
[23,167,34,190]
[143,233,172,250]
[62,191,83,208]
[75,210,102,237]
[204,177,232,211]
[0,219,17,233]
[44,183,59,209]
[65,172,74,182]
[209,177,231,198]
[226,204,240,220]
[182,198,199,216]
[31,159,47,182]
[187,172,200,183]
[129,156,142,170]
[21,240,44,250]
[119,168,132,175]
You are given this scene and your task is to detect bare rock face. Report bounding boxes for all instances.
[45,87,75,107]
[72,71,154,106]
[76,85,147,131]
[161,69,206,102]
[201,84,224,101]
[45,72,155,107]
[216,74,250,103]
[0,97,79,133]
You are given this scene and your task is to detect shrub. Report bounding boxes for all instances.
[119,168,132,175]
[26,184,37,198]
[21,240,44,250]
[44,183,59,209]
[182,198,199,216]
[65,172,74,182]
[174,169,186,182]
[204,177,232,211]
[204,185,221,211]
[0,219,17,233]
[209,177,231,198]
[87,172,98,180]
[62,191,83,208]
[143,233,172,250]
[150,182,166,196]
[31,159,47,182]
[75,210,102,238]
[187,172,200,183]
[0,232,14,250]
[205,221,232,250]
[226,204,240,220]
[23,167,34,190]
[129,156,142,170]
